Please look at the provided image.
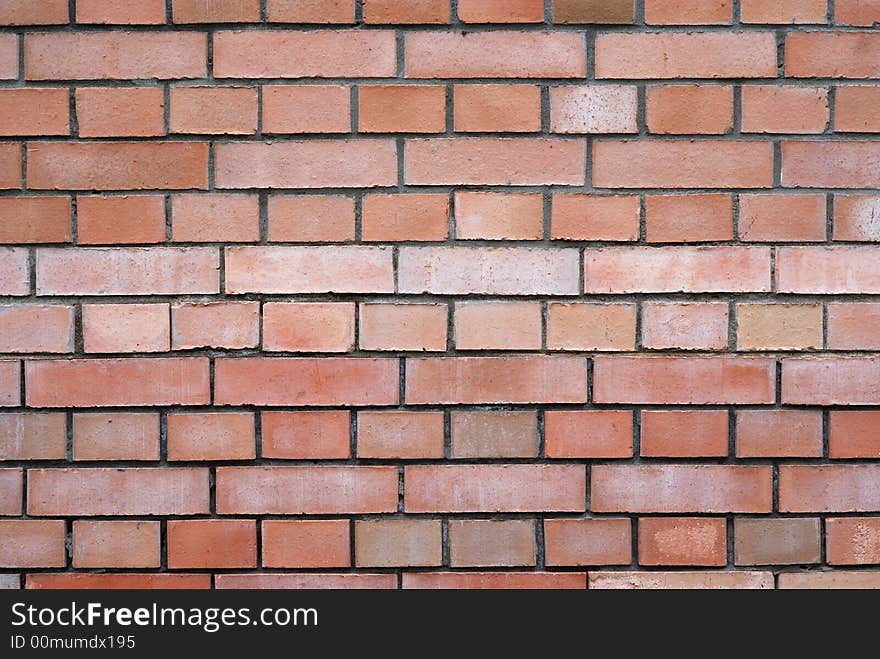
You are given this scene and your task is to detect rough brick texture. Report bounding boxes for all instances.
[1,1,878,591]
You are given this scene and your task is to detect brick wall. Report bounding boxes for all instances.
[0,0,879,590]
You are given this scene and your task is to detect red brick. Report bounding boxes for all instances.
[545,410,633,458]
[406,31,586,78]
[0,521,66,568]
[0,469,22,516]
[828,303,880,350]
[213,30,395,78]
[544,519,631,566]
[216,466,398,514]
[362,0,448,23]
[646,85,733,134]
[216,141,396,189]
[72,413,160,461]
[0,89,69,136]
[449,520,535,567]
[779,572,880,589]
[405,465,586,513]
[72,521,160,568]
[82,303,170,353]
[170,86,257,135]
[0,304,73,353]
[215,358,398,406]
[358,303,448,352]
[739,193,826,242]
[263,302,355,353]
[167,412,255,461]
[403,572,586,590]
[25,32,206,80]
[216,573,394,589]
[0,361,19,407]
[455,84,541,133]
[261,411,350,459]
[585,247,771,293]
[360,85,446,133]
[590,571,773,590]
[172,301,260,350]
[399,246,579,295]
[262,520,350,568]
[736,303,823,351]
[595,32,777,78]
[836,87,880,132]
[357,411,444,459]
[780,465,880,512]
[263,85,350,134]
[554,0,635,24]
[786,31,880,78]
[783,357,880,405]
[735,518,821,566]
[28,574,210,589]
[642,302,728,350]
[27,468,209,515]
[355,520,441,567]
[639,518,727,566]
[0,35,16,80]
[167,520,256,569]
[455,192,543,241]
[547,303,637,352]
[77,0,166,23]
[455,301,542,351]
[268,195,355,242]
[829,411,880,458]
[406,138,585,186]
[778,247,880,294]
[75,195,166,245]
[835,0,880,25]
[405,356,588,405]
[741,0,827,23]
[592,465,773,513]
[551,194,639,241]
[266,0,354,23]
[76,88,165,138]
[783,142,880,188]
[174,0,261,22]
[362,193,449,242]
[829,193,879,242]
[26,358,210,407]
[640,410,729,458]
[28,142,208,190]
[593,140,773,188]
[0,197,69,244]
[0,413,66,460]
[459,0,543,22]
[0,0,68,24]
[645,0,732,24]
[225,246,393,294]
[826,518,880,564]
[736,410,823,458]
[742,86,829,134]
[450,410,537,459]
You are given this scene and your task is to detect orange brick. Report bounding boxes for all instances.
[455,301,542,351]
[786,31,880,78]
[262,520,350,568]
[736,303,823,351]
[267,0,354,23]
[640,410,729,458]
[174,0,261,22]
[167,520,256,569]
[167,412,255,461]
[742,86,829,134]
[355,520,441,567]
[639,518,727,566]
[72,521,160,568]
[362,193,449,242]
[828,303,880,350]
[263,85,350,134]
[547,303,637,351]
[646,85,733,134]
[0,520,66,568]
[362,0,449,23]
[736,410,823,458]
[28,574,210,589]
[836,86,880,132]
[360,85,446,133]
[82,303,170,353]
[780,464,880,512]
[0,0,68,24]
[782,141,880,188]
[544,519,631,566]
[170,86,257,135]
[78,0,166,23]
[76,88,164,138]
[646,194,733,242]
[72,413,160,461]
[642,302,728,350]
[450,411,537,459]
[0,413,66,460]
[357,411,444,459]
[359,303,448,352]
[459,0,544,22]
[553,0,634,23]
[268,195,355,242]
[454,192,543,241]
[0,197,69,244]
[0,89,69,136]
[550,85,638,133]
[551,194,639,241]
[75,195,166,245]
[829,411,880,458]
[172,301,260,350]
[739,193,826,242]
[826,518,880,564]
[645,0,732,24]
[545,410,633,458]
[261,411,350,459]
[263,302,355,352]
[0,36,16,80]
[835,0,880,25]
[455,84,541,133]
[0,304,72,353]
[449,520,535,567]
[172,193,258,242]
[741,0,828,23]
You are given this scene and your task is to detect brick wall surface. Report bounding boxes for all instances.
[0,0,879,590]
